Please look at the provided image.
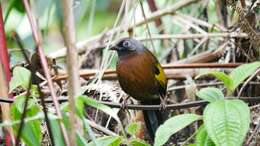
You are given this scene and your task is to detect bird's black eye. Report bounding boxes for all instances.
[122,40,131,48]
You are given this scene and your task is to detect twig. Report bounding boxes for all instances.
[245,119,260,145]
[238,68,260,97]
[61,0,81,145]
[138,0,156,53]
[87,120,118,136]
[22,0,69,145]
[49,32,247,60]
[136,32,248,41]
[168,82,223,91]
[178,13,227,31]
[1,96,260,111]
[226,0,260,47]
[54,63,242,81]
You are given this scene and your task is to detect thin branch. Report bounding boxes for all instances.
[48,32,247,59]
[87,120,118,136]
[138,0,156,53]
[168,82,223,91]
[136,32,248,41]
[22,0,69,145]
[0,96,259,111]
[238,68,260,97]
[245,119,260,145]
[53,63,242,81]
[61,0,81,145]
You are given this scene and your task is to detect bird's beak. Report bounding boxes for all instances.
[109,45,118,51]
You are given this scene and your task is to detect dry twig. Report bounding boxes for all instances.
[22,0,69,145]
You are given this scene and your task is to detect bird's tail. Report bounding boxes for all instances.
[141,100,169,141]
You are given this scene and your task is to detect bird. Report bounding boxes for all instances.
[109,37,168,141]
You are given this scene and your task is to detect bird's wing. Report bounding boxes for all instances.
[144,48,167,96]
[154,63,167,96]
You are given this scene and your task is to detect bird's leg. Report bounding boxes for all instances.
[159,96,166,110]
[121,95,130,110]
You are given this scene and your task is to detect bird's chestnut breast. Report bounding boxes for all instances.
[116,52,159,101]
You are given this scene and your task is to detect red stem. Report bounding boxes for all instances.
[0,4,13,146]
[0,5,11,82]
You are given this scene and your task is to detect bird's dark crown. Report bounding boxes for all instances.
[110,37,145,57]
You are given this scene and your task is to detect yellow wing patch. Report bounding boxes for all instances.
[154,63,167,88]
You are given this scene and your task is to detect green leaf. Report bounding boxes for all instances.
[129,138,150,146]
[13,95,36,113]
[77,96,120,122]
[87,136,121,146]
[203,100,250,146]
[196,87,224,102]
[196,125,215,146]
[64,98,97,144]
[154,114,202,146]
[11,97,42,146]
[19,122,41,146]
[126,122,141,136]
[76,131,88,146]
[49,118,65,146]
[9,66,31,92]
[230,61,260,91]
[196,71,233,92]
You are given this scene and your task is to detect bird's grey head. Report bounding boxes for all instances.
[109,38,144,57]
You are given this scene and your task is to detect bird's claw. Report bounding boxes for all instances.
[159,100,166,110]
[121,96,130,110]
[159,96,167,110]
[121,100,127,110]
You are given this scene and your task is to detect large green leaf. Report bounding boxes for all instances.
[196,125,215,146]
[154,114,202,146]
[87,136,121,146]
[203,100,250,146]
[196,87,224,103]
[230,61,260,91]
[196,71,233,92]
[9,66,31,92]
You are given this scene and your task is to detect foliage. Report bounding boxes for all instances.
[11,96,42,146]
[126,122,142,136]
[154,62,257,146]
[154,114,202,146]
[203,99,250,146]
[195,125,215,146]
[196,87,224,102]
[9,66,31,92]
[196,62,260,95]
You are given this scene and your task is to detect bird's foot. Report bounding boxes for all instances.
[121,96,130,110]
[159,96,166,110]
[159,100,166,110]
